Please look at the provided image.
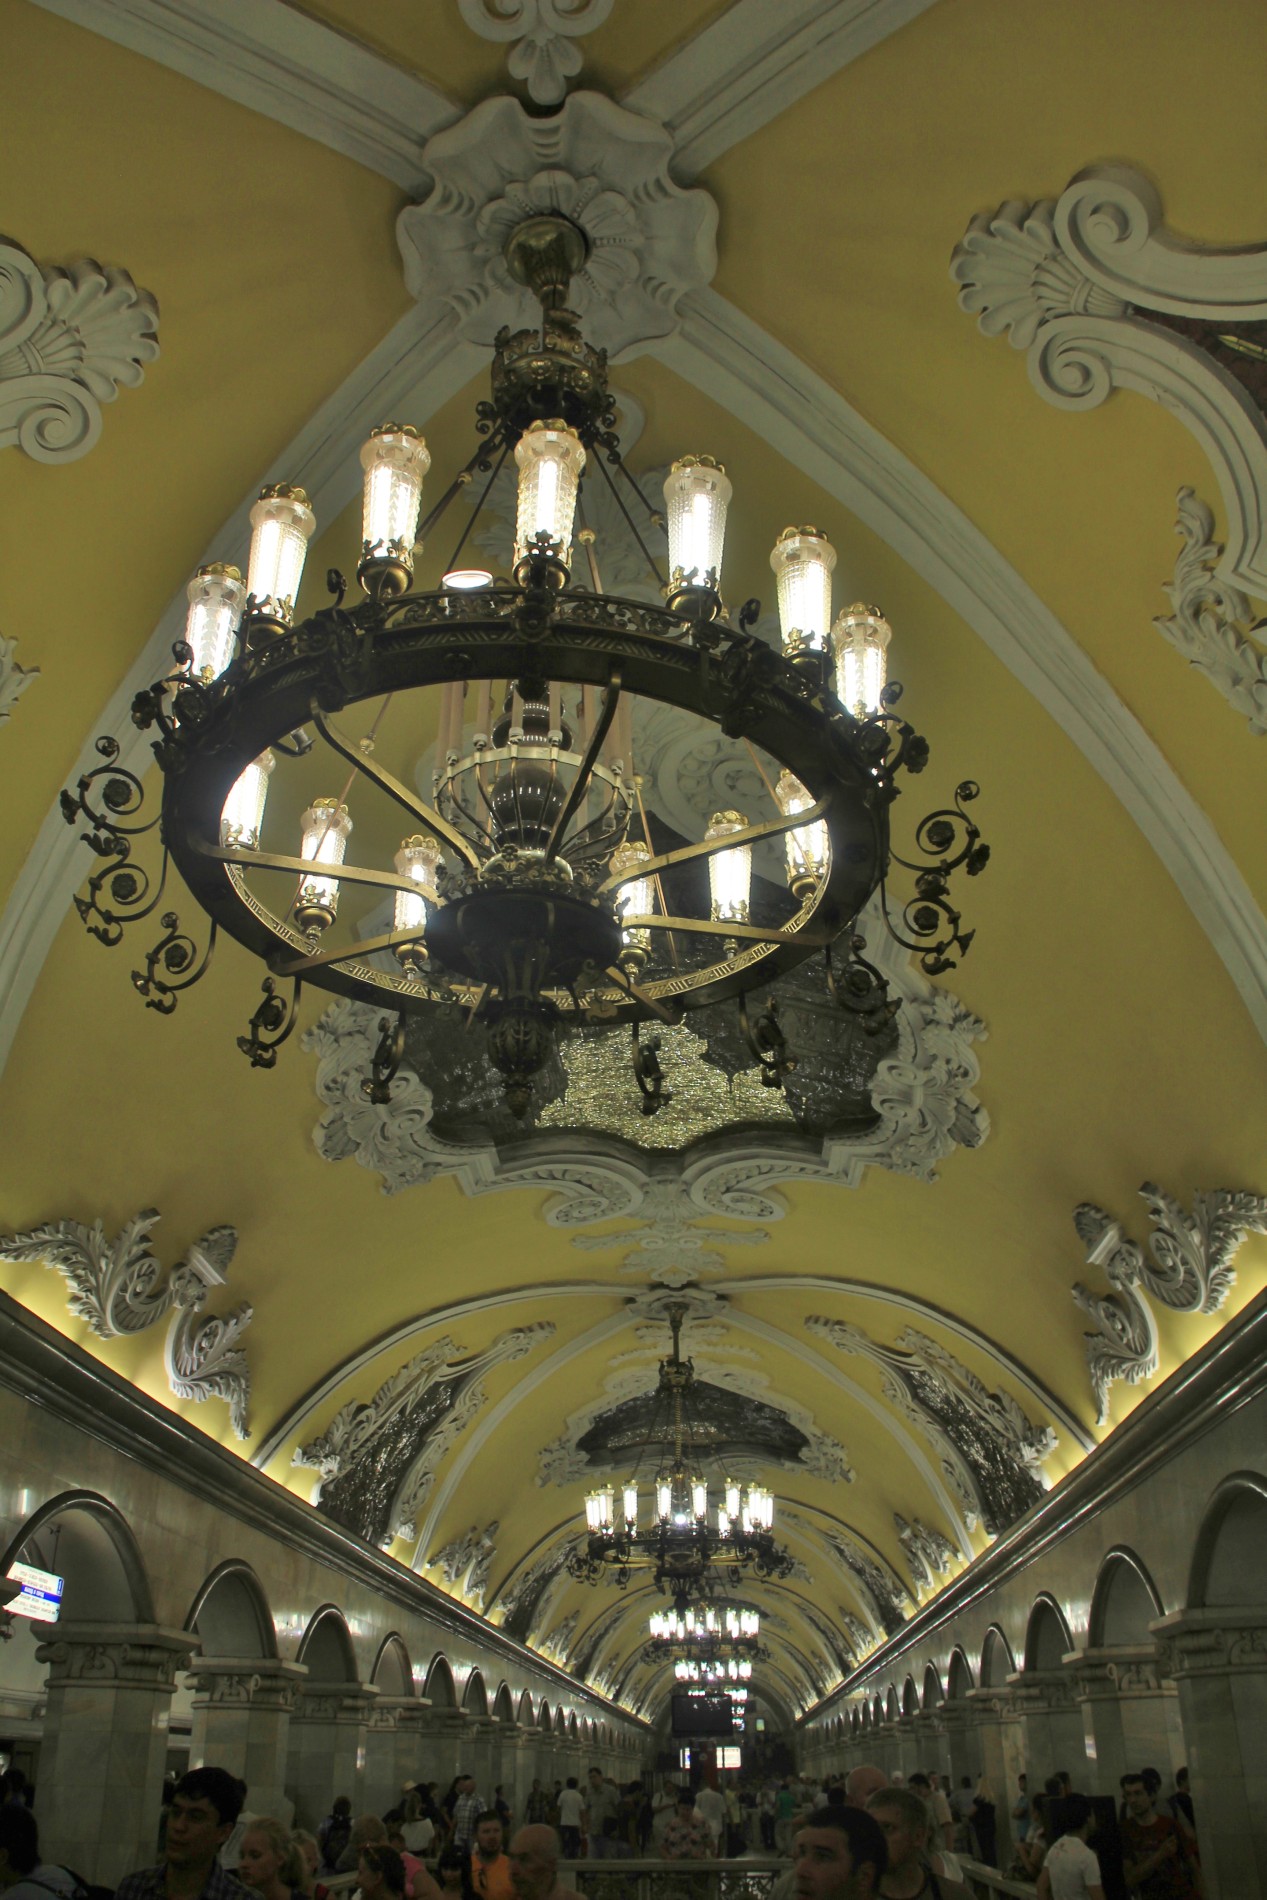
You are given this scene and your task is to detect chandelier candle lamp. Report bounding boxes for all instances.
[62,208,988,1118]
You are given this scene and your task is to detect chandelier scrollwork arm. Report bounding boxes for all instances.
[131,911,216,1013]
[237,976,303,1069]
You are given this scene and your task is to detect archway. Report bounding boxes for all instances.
[296,1604,359,1682]
[371,1632,415,1697]
[1189,1472,1267,1607]
[425,1654,458,1708]
[981,1625,1015,1687]
[1023,1596,1073,1672]
[185,1560,276,1659]
[1089,1550,1164,1647]
[923,1662,944,1709]
[462,1668,490,1717]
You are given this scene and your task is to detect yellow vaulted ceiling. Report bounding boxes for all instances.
[2,0,1266,1719]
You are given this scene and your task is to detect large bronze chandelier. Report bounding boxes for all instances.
[566,1302,795,1603]
[62,211,988,1119]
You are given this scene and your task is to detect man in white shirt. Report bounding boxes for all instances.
[555,1780,585,1862]
[1036,1797,1104,1900]
[693,1782,727,1853]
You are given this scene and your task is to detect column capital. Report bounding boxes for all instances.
[190,1656,308,1712]
[1150,1607,1267,1677]
[1062,1644,1171,1699]
[292,1678,379,1724]
[1003,1668,1077,1713]
[36,1623,195,1691]
[965,1684,1015,1721]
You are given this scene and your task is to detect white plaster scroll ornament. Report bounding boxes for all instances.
[457,0,612,106]
[895,1512,956,1595]
[0,236,159,462]
[951,164,1267,597]
[1071,1181,1267,1423]
[1155,488,1267,734]
[425,1519,500,1610]
[396,90,717,357]
[0,633,37,727]
[0,1210,251,1435]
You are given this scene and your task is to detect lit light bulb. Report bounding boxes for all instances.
[831,602,892,719]
[775,768,829,896]
[184,564,245,681]
[514,420,586,568]
[622,1483,638,1532]
[706,811,752,928]
[220,749,274,851]
[691,1479,708,1523]
[610,839,654,965]
[663,456,732,594]
[585,1486,615,1535]
[359,424,430,596]
[656,1479,672,1523]
[393,835,442,970]
[770,526,836,653]
[247,484,315,626]
[295,798,352,932]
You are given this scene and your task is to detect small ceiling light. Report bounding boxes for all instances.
[443,567,493,590]
[832,602,892,719]
[246,483,315,629]
[184,564,245,682]
[295,798,352,933]
[514,419,586,570]
[359,424,431,598]
[220,750,274,853]
[770,526,836,655]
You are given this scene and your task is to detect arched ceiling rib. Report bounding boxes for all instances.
[2,0,1266,1731]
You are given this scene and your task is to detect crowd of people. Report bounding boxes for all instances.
[0,1752,1203,1900]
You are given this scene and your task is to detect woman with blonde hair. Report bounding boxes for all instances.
[292,1829,330,1900]
[238,1817,304,1900]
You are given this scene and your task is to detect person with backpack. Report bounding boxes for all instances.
[0,1804,81,1900]
[317,1803,351,1876]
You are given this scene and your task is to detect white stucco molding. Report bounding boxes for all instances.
[1155,488,1267,735]
[654,288,1267,1044]
[27,0,461,191]
[952,165,1267,598]
[457,0,612,107]
[0,634,38,729]
[0,236,158,463]
[397,90,717,358]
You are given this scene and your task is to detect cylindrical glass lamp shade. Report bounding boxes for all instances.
[831,602,892,718]
[691,1478,708,1523]
[656,1478,672,1523]
[610,839,654,955]
[739,1660,752,1680]
[664,456,732,592]
[247,484,315,625]
[295,797,352,931]
[514,419,586,567]
[725,1481,742,1521]
[770,526,836,652]
[706,811,752,926]
[360,424,430,572]
[220,748,274,850]
[622,1483,639,1531]
[775,768,829,893]
[585,1485,615,1534]
[393,835,442,968]
[742,1484,774,1533]
[185,564,245,681]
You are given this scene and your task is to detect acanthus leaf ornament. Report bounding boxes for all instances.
[1154,488,1267,734]
[1072,1181,1267,1422]
[0,236,159,463]
[457,0,613,107]
[951,163,1267,597]
[895,1513,957,1595]
[0,1209,251,1437]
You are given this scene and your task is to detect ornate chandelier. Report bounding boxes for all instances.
[567,1302,794,1601]
[62,210,988,1120]
[649,1602,759,1643]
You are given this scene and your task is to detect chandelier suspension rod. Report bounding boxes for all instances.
[593,794,833,894]
[542,672,622,861]
[313,708,483,866]
[413,430,509,549]
[439,439,511,577]
[632,772,681,972]
[589,447,667,589]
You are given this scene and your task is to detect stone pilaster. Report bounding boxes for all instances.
[364,1696,434,1819]
[1152,1608,1267,1900]
[35,1623,196,1888]
[939,1696,981,1792]
[414,1707,471,1792]
[189,1656,307,1820]
[286,1679,378,1830]
[913,1707,951,1784]
[1005,1669,1088,1787]
[1063,1645,1183,1796]
[965,1688,1022,1868]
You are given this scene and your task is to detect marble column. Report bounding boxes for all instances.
[1005,1670,1088,1788]
[391,1696,435,1798]
[414,1707,471,1792]
[1152,1608,1267,1900]
[965,1689,1021,1869]
[912,1708,950,1783]
[286,1680,378,1830]
[466,1717,502,1804]
[35,1622,196,1888]
[188,1656,307,1820]
[939,1697,981,1792]
[1064,1646,1184,1796]
[895,1715,924,1779]
[364,1697,435,1819]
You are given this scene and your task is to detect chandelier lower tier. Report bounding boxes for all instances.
[61,210,988,1121]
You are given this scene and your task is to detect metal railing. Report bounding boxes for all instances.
[558,1856,787,1900]
[958,1861,1035,1898]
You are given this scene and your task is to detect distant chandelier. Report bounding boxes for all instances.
[62,209,988,1119]
[567,1302,793,1603]
[673,1657,753,1683]
[649,1602,759,1643]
